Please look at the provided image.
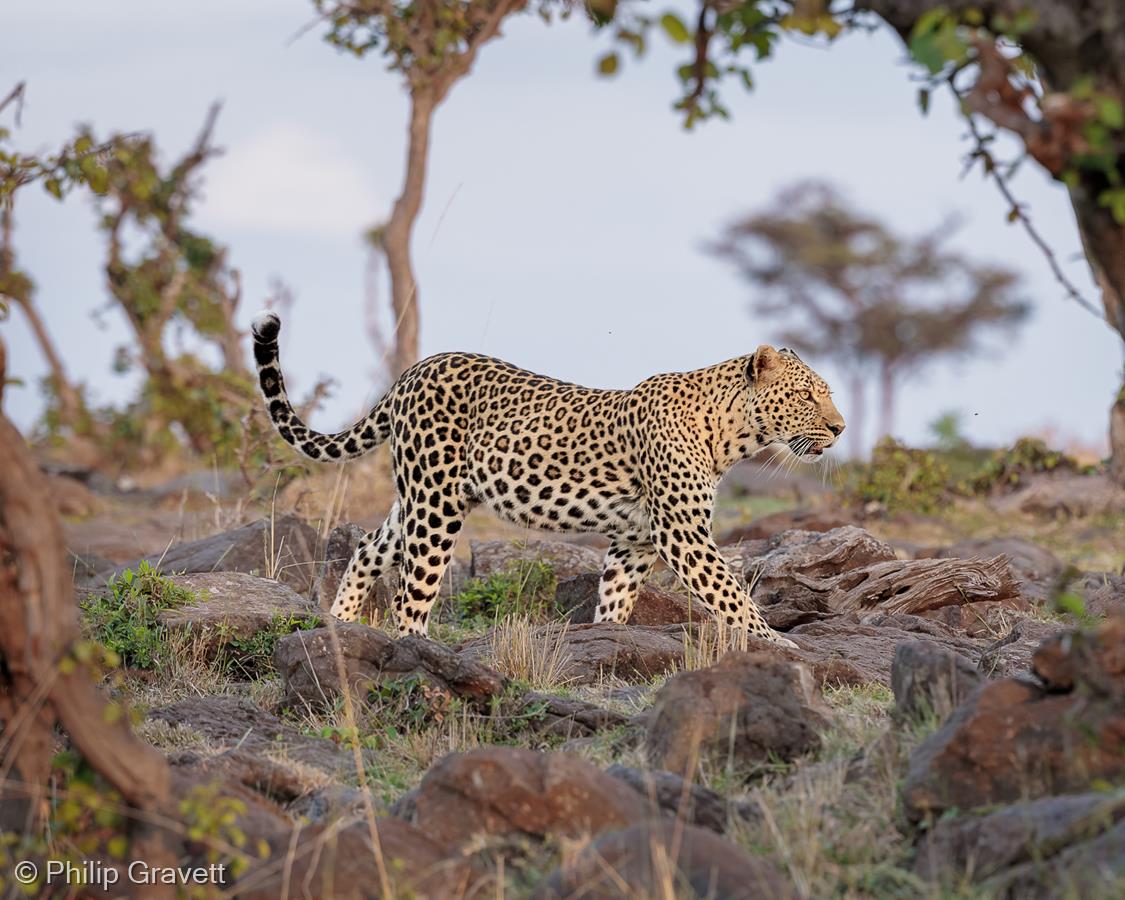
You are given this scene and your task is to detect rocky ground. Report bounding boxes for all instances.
[52,457,1125,898]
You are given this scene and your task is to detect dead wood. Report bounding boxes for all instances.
[787,556,1020,616]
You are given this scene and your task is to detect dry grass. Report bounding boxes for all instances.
[483,616,576,691]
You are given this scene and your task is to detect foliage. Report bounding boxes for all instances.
[452,559,557,626]
[843,437,951,513]
[596,2,842,127]
[179,782,266,880]
[220,613,323,679]
[968,436,1089,494]
[80,562,198,670]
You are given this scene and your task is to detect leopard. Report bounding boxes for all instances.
[251,311,844,647]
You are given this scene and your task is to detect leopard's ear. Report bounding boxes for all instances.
[749,345,784,384]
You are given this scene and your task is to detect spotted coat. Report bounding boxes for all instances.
[251,313,844,646]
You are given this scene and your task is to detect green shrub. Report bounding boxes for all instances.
[453,559,557,625]
[80,561,198,669]
[844,437,950,513]
[221,613,322,678]
[967,436,1089,494]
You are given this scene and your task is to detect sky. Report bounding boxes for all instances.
[2,0,1122,457]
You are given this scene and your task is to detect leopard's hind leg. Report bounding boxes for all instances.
[330,500,402,622]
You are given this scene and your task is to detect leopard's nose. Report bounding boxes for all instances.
[827,422,845,437]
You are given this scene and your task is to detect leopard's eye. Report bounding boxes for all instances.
[800,390,813,401]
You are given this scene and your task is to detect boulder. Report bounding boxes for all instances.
[1031,612,1124,698]
[108,514,320,594]
[167,748,365,822]
[719,507,853,544]
[470,539,602,580]
[458,622,686,685]
[789,614,1046,685]
[1080,572,1125,618]
[891,641,984,723]
[644,652,830,775]
[533,821,796,900]
[990,473,1125,519]
[993,817,1124,899]
[236,818,475,899]
[902,617,1125,821]
[554,574,710,626]
[516,692,633,738]
[156,572,321,665]
[273,623,508,712]
[409,748,650,848]
[147,696,358,778]
[914,790,1125,888]
[605,765,759,834]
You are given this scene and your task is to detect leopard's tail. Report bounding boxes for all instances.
[251,312,392,462]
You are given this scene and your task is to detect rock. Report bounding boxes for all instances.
[934,536,1064,602]
[993,817,1125,899]
[554,573,710,626]
[236,818,475,899]
[167,748,365,822]
[147,696,359,778]
[470,539,602,580]
[109,514,320,594]
[46,472,103,518]
[914,790,1125,887]
[313,522,371,609]
[516,692,633,738]
[919,599,1031,638]
[156,572,321,666]
[69,550,116,591]
[410,748,650,848]
[273,623,508,712]
[533,821,796,900]
[902,617,1125,821]
[719,508,853,544]
[1078,572,1125,618]
[990,472,1125,519]
[459,622,686,685]
[891,641,983,723]
[605,765,759,833]
[1031,612,1124,698]
[644,652,830,775]
[787,616,971,686]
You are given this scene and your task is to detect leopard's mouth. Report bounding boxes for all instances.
[786,437,828,461]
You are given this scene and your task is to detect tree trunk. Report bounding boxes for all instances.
[0,336,178,888]
[857,0,1125,482]
[12,297,87,429]
[383,90,436,379]
[877,361,895,440]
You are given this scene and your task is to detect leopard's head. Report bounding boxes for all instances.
[748,345,844,462]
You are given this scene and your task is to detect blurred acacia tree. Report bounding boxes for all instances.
[710,182,1030,453]
[312,0,576,377]
[596,0,1125,479]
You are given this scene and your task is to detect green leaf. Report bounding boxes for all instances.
[917,87,931,115]
[912,7,949,39]
[909,33,946,74]
[44,177,63,199]
[597,51,619,76]
[659,13,690,45]
[1095,95,1124,130]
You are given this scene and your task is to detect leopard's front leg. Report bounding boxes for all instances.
[643,445,797,648]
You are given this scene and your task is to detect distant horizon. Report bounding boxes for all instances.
[3,0,1122,460]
